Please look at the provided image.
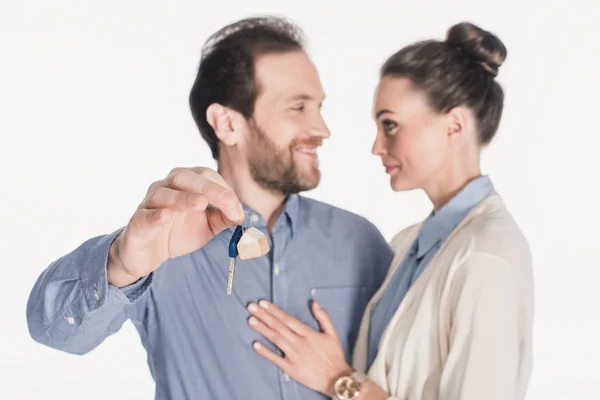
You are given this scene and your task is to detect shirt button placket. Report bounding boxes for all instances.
[273,255,292,397]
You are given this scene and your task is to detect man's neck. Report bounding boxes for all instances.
[218,161,286,233]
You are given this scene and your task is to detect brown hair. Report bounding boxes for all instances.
[381,22,508,145]
[189,17,304,160]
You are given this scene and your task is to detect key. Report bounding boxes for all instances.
[227,225,245,296]
[226,223,271,296]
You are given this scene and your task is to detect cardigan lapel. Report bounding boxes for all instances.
[353,193,503,373]
[352,223,422,372]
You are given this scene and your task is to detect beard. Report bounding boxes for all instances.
[246,122,322,195]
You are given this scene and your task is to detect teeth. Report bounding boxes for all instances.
[296,147,317,154]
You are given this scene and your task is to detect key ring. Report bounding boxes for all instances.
[243,210,252,230]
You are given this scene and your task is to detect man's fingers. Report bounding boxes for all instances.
[127,208,172,242]
[164,168,244,224]
[142,186,208,211]
[189,167,234,190]
[205,206,237,236]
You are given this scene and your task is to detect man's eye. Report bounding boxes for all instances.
[291,104,305,111]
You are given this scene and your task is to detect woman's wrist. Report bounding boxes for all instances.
[326,365,355,397]
[328,369,389,400]
[355,379,389,400]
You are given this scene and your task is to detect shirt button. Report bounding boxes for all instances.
[250,214,259,224]
[274,264,280,276]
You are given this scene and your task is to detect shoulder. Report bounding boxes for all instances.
[297,196,393,276]
[445,194,533,295]
[298,195,386,242]
[299,195,371,224]
[456,194,532,268]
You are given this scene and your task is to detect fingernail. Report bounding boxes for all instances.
[248,317,258,326]
[259,300,269,309]
[313,301,321,310]
[253,342,262,350]
[247,303,258,313]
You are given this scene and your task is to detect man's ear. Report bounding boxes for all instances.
[206,103,242,146]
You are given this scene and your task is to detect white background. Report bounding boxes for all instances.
[1,0,599,399]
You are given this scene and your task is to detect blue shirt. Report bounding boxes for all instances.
[26,194,393,400]
[366,176,495,368]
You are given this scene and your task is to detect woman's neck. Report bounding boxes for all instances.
[424,151,482,211]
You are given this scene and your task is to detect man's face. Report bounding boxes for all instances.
[244,50,329,195]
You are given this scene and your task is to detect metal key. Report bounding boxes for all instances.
[227,225,245,295]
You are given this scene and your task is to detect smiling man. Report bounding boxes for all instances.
[26,16,393,400]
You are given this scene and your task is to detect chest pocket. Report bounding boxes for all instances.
[310,285,366,362]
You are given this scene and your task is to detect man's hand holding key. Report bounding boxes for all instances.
[107,167,246,288]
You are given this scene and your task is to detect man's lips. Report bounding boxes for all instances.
[294,146,318,158]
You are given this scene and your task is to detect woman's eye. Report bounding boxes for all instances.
[382,119,397,134]
[291,104,305,111]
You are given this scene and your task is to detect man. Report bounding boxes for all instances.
[26,16,393,399]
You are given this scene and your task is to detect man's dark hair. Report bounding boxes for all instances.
[189,16,305,160]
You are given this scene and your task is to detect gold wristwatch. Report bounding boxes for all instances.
[333,369,368,400]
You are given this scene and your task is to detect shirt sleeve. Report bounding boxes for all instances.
[439,252,524,400]
[26,228,152,355]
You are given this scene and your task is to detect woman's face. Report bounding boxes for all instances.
[372,76,453,192]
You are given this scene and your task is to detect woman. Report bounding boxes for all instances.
[245,22,534,400]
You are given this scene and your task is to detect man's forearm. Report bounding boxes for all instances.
[26,230,147,355]
[106,232,140,288]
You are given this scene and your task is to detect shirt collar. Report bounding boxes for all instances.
[240,194,299,238]
[416,175,494,259]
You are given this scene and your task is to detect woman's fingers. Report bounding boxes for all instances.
[247,303,300,346]
[252,300,312,336]
[252,341,290,372]
[311,301,340,339]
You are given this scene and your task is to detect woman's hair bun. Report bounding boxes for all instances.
[445,22,507,77]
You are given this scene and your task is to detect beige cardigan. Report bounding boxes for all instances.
[352,192,534,400]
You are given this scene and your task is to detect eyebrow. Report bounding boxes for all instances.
[375,109,395,119]
[285,94,326,104]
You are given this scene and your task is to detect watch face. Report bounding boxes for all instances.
[334,376,360,400]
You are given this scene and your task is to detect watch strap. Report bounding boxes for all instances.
[350,370,368,383]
